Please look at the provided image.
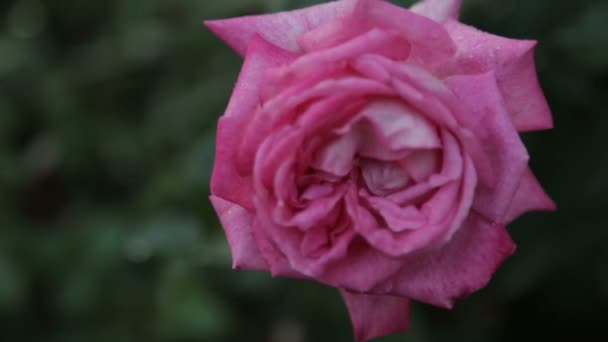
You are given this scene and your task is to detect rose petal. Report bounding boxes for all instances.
[244,78,393,175]
[276,187,345,230]
[402,150,441,182]
[209,196,268,271]
[270,28,411,90]
[357,152,477,258]
[299,12,369,52]
[318,236,404,292]
[363,195,427,232]
[211,117,256,209]
[360,159,410,196]
[211,36,296,208]
[340,290,410,342]
[363,56,496,186]
[411,0,462,22]
[383,212,516,308]
[204,1,359,55]
[441,20,553,131]
[359,99,442,151]
[296,0,456,68]
[445,72,530,222]
[251,218,305,278]
[255,194,359,278]
[225,35,297,122]
[312,130,359,177]
[362,0,456,67]
[503,167,556,223]
[388,130,463,205]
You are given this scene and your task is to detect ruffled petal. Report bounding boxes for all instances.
[363,195,427,232]
[355,153,477,258]
[445,72,529,222]
[251,218,305,278]
[211,36,296,208]
[503,167,556,223]
[411,0,462,22]
[340,290,410,342]
[361,0,456,67]
[211,117,256,209]
[441,20,553,131]
[293,0,456,67]
[224,35,297,122]
[205,0,359,55]
[384,212,516,308]
[209,196,268,271]
[359,99,442,151]
[244,78,393,175]
[270,28,411,90]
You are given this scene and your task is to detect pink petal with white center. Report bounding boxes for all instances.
[504,167,556,223]
[383,212,516,308]
[441,20,553,131]
[340,290,410,342]
[388,130,463,205]
[362,55,495,186]
[312,131,359,177]
[211,36,295,208]
[205,0,359,55]
[209,196,268,271]
[360,99,442,150]
[368,57,458,125]
[241,78,393,175]
[445,72,530,222]
[411,0,462,22]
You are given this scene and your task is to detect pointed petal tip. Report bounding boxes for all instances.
[503,169,556,223]
[203,19,226,38]
[209,195,269,271]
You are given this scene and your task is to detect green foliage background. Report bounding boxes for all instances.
[1,0,606,341]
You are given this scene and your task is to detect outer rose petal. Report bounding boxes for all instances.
[445,72,529,223]
[209,196,268,271]
[360,0,456,67]
[441,20,553,131]
[411,0,462,22]
[211,36,295,209]
[340,290,410,342]
[204,0,359,55]
[504,167,556,223]
[296,0,456,68]
[383,212,516,308]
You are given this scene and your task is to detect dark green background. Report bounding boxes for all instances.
[1,0,606,341]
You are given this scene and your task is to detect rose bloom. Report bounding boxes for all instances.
[206,0,555,340]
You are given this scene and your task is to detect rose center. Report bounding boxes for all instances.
[358,158,410,196]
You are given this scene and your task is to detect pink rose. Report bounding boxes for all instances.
[207,0,555,340]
